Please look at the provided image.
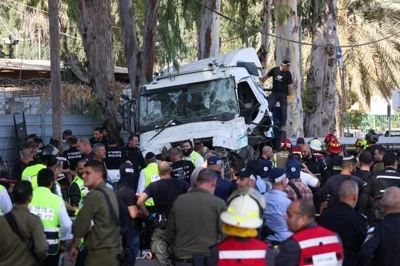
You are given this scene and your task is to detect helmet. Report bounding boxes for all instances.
[355,138,364,146]
[281,138,292,151]
[36,144,59,165]
[220,188,265,229]
[328,139,342,154]
[309,139,323,152]
[324,134,337,145]
[366,130,379,143]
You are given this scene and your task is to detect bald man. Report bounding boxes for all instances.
[362,187,400,265]
[77,138,95,162]
[320,180,367,266]
[137,161,190,266]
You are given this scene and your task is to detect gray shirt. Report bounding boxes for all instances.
[167,188,226,258]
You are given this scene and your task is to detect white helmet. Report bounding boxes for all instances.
[309,139,323,152]
[220,189,264,229]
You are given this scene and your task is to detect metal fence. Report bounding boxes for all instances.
[0,114,129,168]
[347,113,400,134]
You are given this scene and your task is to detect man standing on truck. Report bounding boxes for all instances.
[266,60,293,131]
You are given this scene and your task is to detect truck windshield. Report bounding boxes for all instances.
[140,77,238,126]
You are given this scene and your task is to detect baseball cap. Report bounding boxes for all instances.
[358,151,373,164]
[286,159,301,178]
[108,137,117,145]
[207,156,222,166]
[343,154,357,164]
[246,160,263,176]
[268,168,287,183]
[145,152,156,159]
[259,159,273,177]
[297,137,305,145]
[281,60,290,66]
[63,129,73,136]
[236,168,257,180]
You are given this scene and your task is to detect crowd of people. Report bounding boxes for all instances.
[0,126,400,266]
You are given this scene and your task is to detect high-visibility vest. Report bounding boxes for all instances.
[291,225,344,266]
[143,163,160,206]
[216,237,269,266]
[0,185,5,216]
[69,176,87,216]
[273,151,289,169]
[29,187,62,255]
[21,164,47,190]
[183,151,202,167]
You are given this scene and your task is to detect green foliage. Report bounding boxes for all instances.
[348,110,363,128]
[276,1,292,25]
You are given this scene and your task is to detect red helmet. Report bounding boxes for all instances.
[324,134,337,145]
[281,138,292,151]
[292,147,302,155]
[328,139,342,154]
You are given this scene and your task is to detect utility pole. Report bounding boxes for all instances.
[48,0,62,142]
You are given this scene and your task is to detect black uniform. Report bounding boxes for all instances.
[362,213,400,266]
[353,169,372,182]
[326,154,343,177]
[320,202,368,266]
[105,147,127,170]
[323,174,365,209]
[125,146,146,174]
[63,146,82,170]
[359,168,400,221]
[171,160,195,184]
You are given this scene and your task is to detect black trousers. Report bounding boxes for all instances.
[268,92,288,128]
[43,252,60,266]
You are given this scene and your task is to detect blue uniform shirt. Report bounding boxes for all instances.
[214,172,234,203]
[263,189,292,242]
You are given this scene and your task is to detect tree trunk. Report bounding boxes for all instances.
[48,0,62,142]
[304,0,337,137]
[258,0,272,79]
[199,0,221,59]
[118,0,140,98]
[142,0,159,83]
[274,0,303,138]
[77,0,121,140]
[335,86,344,137]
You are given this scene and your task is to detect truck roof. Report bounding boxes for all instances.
[161,47,262,77]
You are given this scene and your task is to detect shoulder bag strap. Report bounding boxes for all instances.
[98,188,120,226]
[288,182,303,199]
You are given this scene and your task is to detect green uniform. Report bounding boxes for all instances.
[0,206,49,265]
[29,187,62,255]
[21,163,46,190]
[143,163,160,206]
[73,182,121,265]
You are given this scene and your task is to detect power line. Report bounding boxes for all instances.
[193,0,400,49]
[5,0,48,13]
[0,15,15,37]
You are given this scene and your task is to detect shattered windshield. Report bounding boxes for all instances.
[139,77,238,126]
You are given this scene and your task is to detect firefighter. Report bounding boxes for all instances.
[324,134,337,156]
[273,138,292,169]
[207,188,274,266]
[354,139,368,159]
[275,199,344,266]
[309,138,324,159]
[326,139,343,177]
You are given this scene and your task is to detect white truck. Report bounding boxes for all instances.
[121,48,275,160]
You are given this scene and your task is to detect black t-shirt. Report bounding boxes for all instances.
[144,178,190,216]
[171,160,195,184]
[63,146,83,170]
[105,147,127,170]
[267,66,293,95]
[116,185,138,232]
[84,151,95,162]
[354,169,372,182]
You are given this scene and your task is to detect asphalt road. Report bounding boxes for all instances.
[62,251,156,266]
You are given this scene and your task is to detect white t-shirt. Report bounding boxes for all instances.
[300,171,319,187]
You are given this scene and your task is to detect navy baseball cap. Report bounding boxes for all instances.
[286,159,301,178]
[63,129,73,136]
[207,156,222,166]
[145,152,156,159]
[260,159,273,177]
[281,60,290,66]
[235,168,257,180]
[246,160,263,176]
[269,168,287,183]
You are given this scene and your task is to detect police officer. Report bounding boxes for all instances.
[320,180,368,266]
[0,181,48,265]
[69,160,122,266]
[29,168,72,266]
[273,138,292,169]
[326,139,343,177]
[362,187,400,265]
[359,153,400,221]
[208,189,274,266]
[275,199,344,266]
[105,137,128,184]
[137,152,160,208]
[22,144,59,189]
[182,140,204,167]
[69,159,87,219]
[63,136,83,175]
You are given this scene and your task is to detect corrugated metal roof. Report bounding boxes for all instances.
[0,59,128,74]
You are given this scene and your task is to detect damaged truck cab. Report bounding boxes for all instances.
[127,48,274,159]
